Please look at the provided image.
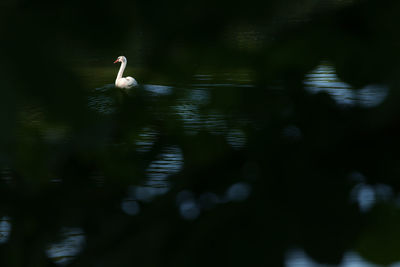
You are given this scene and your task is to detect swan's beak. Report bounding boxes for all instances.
[113,59,119,64]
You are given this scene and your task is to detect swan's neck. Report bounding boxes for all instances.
[116,60,127,80]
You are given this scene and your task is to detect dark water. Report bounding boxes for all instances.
[0,58,396,266]
[3,62,394,265]
[3,0,400,266]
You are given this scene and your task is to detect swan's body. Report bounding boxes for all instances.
[114,56,138,89]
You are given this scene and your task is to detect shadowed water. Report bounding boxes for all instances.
[3,0,400,266]
[7,64,389,264]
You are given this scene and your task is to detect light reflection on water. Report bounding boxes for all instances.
[176,182,252,220]
[143,84,173,95]
[348,171,395,213]
[135,127,158,153]
[46,227,86,266]
[285,249,400,267]
[0,217,11,244]
[226,129,247,149]
[350,182,394,213]
[120,146,182,209]
[36,70,395,264]
[145,146,184,181]
[173,86,228,135]
[304,63,389,107]
[121,146,183,212]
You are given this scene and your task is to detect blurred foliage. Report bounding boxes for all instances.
[0,0,400,266]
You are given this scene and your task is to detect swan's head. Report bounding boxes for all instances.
[113,56,127,64]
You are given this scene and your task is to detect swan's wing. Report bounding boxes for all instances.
[126,77,138,87]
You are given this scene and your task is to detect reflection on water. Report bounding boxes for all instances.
[176,191,201,220]
[352,184,376,213]
[174,75,252,150]
[121,199,141,216]
[348,171,395,213]
[135,127,158,153]
[46,227,86,266]
[0,217,11,244]
[146,146,184,181]
[121,146,183,210]
[50,69,395,263]
[225,182,252,202]
[226,129,247,149]
[351,182,394,213]
[88,74,251,150]
[286,249,400,267]
[304,63,389,107]
[143,84,173,95]
[191,73,255,88]
[176,182,252,220]
[4,0,400,265]
[173,91,222,133]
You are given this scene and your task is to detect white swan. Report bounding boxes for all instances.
[113,56,138,89]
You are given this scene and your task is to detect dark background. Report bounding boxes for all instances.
[1,0,400,266]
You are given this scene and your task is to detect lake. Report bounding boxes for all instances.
[1,57,395,265]
[2,0,400,266]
